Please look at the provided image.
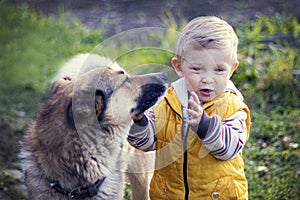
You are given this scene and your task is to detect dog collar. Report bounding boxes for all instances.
[49,177,106,199]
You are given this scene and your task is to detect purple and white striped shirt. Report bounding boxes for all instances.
[128,108,248,160]
[199,110,248,160]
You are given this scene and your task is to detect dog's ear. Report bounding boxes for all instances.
[66,101,75,129]
[50,77,72,96]
[95,90,107,122]
[65,90,107,129]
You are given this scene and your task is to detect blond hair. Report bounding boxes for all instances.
[176,16,238,65]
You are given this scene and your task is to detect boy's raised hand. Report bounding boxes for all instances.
[187,92,203,127]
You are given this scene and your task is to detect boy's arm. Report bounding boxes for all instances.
[193,110,248,160]
[128,109,157,151]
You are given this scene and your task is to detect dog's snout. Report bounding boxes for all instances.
[158,72,168,83]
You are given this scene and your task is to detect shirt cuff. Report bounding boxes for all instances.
[196,112,213,139]
[133,115,148,126]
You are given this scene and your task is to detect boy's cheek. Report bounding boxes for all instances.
[195,92,202,102]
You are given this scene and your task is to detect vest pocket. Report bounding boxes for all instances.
[150,173,167,199]
[210,176,238,200]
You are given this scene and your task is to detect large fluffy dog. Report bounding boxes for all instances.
[20,54,166,199]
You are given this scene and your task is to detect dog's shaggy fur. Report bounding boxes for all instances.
[20,54,166,199]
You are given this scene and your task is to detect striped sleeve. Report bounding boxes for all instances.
[128,109,156,151]
[197,110,248,160]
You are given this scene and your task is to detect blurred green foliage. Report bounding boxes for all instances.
[0,4,103,94]
[235,15,300,110]
[0,3,299,200]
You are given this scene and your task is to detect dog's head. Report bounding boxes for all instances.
[47,55,167,138]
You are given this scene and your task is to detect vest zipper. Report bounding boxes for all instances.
[183,150,189,200]
[182,106,189,200]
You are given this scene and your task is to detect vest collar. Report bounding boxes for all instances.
[168,79,243,114]
[166,78,188,117]
[171,78,189,108]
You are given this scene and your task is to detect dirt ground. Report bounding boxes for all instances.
[9,0,300,36]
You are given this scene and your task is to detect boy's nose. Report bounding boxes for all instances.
[200,76,213,84]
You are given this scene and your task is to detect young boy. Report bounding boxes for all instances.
[128,16,251,200]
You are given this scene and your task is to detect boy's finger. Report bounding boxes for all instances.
[188,97,201,112]
[188,99,198,111]
[190,91,200,104]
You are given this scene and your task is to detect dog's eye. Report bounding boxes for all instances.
[118,71,125,74]
[63,77,72,81]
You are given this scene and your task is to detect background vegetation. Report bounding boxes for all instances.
[0,3,299,199]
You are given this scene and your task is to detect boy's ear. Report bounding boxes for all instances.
[229,61,239,77]
[171,57,184,77]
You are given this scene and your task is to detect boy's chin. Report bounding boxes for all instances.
[199,95,216,103]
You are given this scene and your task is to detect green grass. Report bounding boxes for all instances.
[0,3,299,200]
[245,108,300,199]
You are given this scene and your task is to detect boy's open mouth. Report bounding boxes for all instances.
[200,89,212,96]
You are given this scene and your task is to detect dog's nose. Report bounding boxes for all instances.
[158,72,168,83]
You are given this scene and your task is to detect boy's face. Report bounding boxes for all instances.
[172,49,238,103]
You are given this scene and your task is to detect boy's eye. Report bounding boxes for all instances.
[216,68,225,72]
[192,67,201,71]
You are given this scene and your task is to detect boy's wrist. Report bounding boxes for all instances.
[191,112,212,139]
[197,112,211,139]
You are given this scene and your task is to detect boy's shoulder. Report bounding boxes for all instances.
[163,86,181,106]
[216,90,248,108]
[154,87,182,116]
[203,91,249,119]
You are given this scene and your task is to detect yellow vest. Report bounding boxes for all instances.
[150,87,251,200]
